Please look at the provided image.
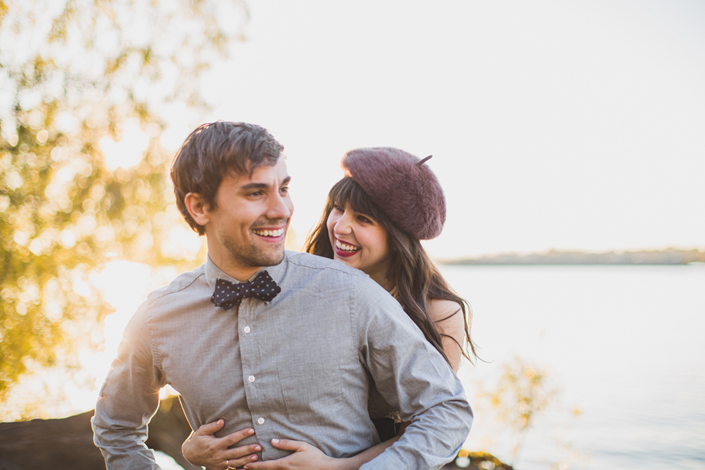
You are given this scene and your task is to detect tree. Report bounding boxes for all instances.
[477,356,558,466]
[0,0,248,401]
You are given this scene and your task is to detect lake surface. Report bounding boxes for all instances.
[441,265,705,470]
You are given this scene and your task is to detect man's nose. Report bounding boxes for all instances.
[267,193,292,220]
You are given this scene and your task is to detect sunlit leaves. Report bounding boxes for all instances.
[0,0,246,399]
[476,356,559,465]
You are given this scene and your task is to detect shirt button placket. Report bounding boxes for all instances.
[240,303,268,442]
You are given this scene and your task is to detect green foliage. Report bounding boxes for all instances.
[0,0,247,400]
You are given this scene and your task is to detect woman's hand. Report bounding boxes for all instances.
[182,419,262,470]
[243,439,353,470]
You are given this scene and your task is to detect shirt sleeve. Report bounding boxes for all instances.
[354,277,473,470]
[91,302,166,470]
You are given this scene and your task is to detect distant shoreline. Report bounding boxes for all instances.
[438,249,705,266]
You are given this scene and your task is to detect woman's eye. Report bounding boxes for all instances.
[358,215,372,224]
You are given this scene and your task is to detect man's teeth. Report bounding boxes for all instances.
[336,240,359,252]
[253,229,284,237]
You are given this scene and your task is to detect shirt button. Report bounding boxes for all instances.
[257,417,265,425]
[243,326,251,334]
[248,375,255,383]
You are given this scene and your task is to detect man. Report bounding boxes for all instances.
[92,121,473,470]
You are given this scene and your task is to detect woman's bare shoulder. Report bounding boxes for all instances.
[428,299,463,323]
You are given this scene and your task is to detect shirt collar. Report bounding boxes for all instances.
[205,252,289,289]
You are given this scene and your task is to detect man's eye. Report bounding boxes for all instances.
[249,191,264,197]
[280,186,289,194]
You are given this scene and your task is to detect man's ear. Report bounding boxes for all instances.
[184,192,211,226]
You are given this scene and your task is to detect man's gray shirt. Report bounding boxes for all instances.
[92,251,473,469]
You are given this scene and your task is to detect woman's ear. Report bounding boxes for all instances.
[184,192,211,226]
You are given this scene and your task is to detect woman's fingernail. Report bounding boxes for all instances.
[251,455,258,461]
[248,428,255,435]
[272,438,279,444]
[255,445,261,451]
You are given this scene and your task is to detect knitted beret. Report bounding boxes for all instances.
[341,147,446,240]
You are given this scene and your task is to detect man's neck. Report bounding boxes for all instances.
[208,250,261,282]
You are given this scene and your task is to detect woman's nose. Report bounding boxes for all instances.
[334,212,352,234]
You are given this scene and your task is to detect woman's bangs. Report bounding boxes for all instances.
[329,177,382,218]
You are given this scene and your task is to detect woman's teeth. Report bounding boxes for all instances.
[253,228,284,237]
[336,239,360,252]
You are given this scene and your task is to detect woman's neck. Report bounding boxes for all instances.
[371,274,395,293]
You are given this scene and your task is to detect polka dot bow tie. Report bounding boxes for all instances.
[211,271,281,310]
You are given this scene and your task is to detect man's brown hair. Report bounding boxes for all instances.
[170,121,284,235]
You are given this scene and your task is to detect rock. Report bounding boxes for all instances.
[0,396,198,470]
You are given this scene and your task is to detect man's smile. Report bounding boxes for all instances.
[252,228,285,238]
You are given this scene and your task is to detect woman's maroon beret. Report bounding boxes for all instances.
[341,147,446,240]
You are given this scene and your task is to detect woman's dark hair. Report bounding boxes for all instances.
[304,177,478,365]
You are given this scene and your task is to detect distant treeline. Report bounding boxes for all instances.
[440,249,705,265]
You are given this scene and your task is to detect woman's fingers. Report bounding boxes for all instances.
[223,427,256,447]
[194,419,225,436]
[221,440,262,468]
[242,440,328,470]
[269,438,307,452]
[183,425,260,468]
[226,452,260,469]
[225,443,262,460]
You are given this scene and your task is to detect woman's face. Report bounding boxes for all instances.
[326,202,392,288]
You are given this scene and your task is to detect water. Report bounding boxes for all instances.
[440,264,705,470]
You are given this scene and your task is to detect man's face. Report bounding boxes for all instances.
[203,159,293,280]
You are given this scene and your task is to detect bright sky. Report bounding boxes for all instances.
[168,0,705,259]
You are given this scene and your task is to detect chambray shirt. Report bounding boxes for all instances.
[92,251,473,470]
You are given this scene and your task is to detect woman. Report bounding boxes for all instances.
[183,147,477,470]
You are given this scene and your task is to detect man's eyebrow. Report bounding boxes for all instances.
[240,182,268,191]
[240,176,291,191]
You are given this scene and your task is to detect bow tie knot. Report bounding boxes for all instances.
[211,270,281,310]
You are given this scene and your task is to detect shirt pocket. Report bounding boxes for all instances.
[277,360,343,425]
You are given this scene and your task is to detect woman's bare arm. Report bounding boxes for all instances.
[428,299,466,372]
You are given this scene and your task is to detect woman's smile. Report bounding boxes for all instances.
[334,238,360,257]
